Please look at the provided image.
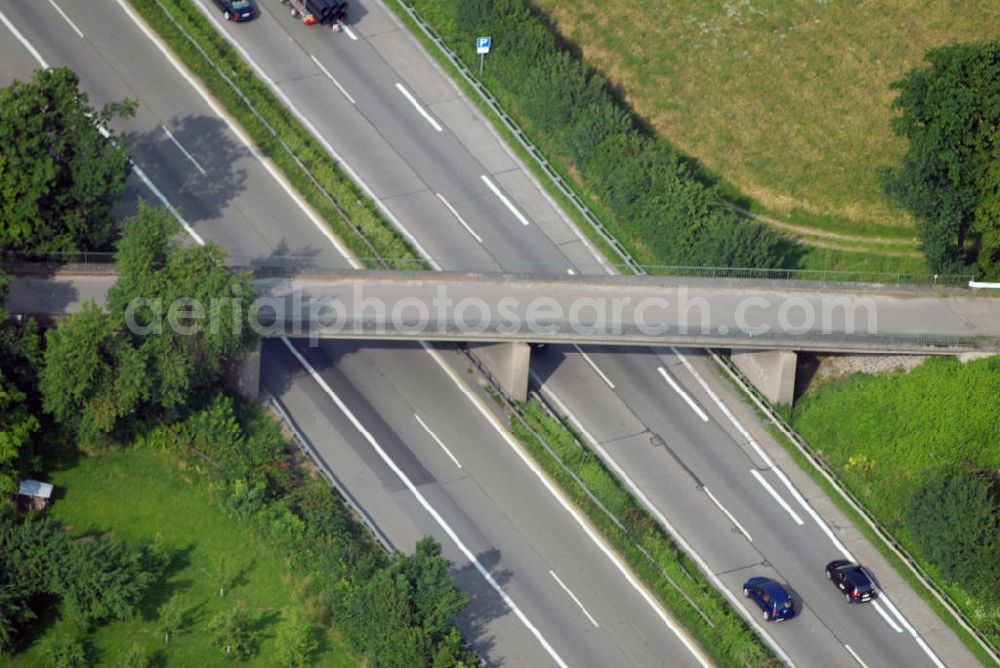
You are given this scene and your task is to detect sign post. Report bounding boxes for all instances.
[476,36,492,76]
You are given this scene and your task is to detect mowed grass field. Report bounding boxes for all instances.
[1,447,357,667]
[531,0,1000,251]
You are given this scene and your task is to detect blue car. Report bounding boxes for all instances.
[212,0,256,21]
[743,577,795,621]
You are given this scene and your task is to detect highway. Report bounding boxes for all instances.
[0,1,712,666]
[166,1,974,666]
[178,1,984,666]
[3,1,990,667]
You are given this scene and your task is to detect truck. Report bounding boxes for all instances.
[280,0,348,29]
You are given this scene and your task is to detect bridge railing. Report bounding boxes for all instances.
[0,251,976,286]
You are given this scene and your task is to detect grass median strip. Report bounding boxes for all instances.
[127,0,424,270]
[509,399,780,668]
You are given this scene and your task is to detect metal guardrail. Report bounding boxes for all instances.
[712,352,1000,664]
[264,391,393,554]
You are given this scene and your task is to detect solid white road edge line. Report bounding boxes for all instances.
[657,366,708,422]
[162,125,207,175]
[702,487,753,542]
[871,600,903,634]
[45,0,83,38]
[436,193,483,243]
[670,348,947,665]
[426,345,712,668]
[336,20,357,40]
[414,413,462,469]
[481,175,531,226]
[395,82,443,132]
[549,570,599,628]
[114,0,359,267]
[531,373,796,668]
[750,469,804,526]
[844,644,870,668]
[187,0,440,268]
[309,54,356,105]
[284,338,569,668]
[0,9,49,73]
[572,345,615,389]
[0,6,206,246]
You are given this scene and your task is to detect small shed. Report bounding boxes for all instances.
[15,480,54,510]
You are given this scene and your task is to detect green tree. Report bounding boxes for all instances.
[39,302,147,442]
[57,536,156,626]
[115,643,149,668]
[882,40,1000,274]
[273,609,318,667]
[972,150,1000,280]
[43,630,88,668]
[0,67,135,252]
[906,467,1000,604]
[0,370,38,493]
[208,606,258,661]
[109,203,258,414]
[0,583,35,654]
[156,594,188,645]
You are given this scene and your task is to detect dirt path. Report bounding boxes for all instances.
[734,207,918,248]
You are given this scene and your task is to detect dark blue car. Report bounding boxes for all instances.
[212,0,256,21]
[743,577,795,621]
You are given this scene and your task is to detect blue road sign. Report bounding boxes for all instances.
[476,36,492,54]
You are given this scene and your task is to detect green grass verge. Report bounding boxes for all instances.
[710,354,1000,666]
[510,401,780,668]
[0,446,357,667]
[128,0,425,270]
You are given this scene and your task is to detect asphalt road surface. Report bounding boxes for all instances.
[2,0,986,666]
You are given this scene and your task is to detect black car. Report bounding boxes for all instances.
[213,0,256,21]
[825,560,878,603]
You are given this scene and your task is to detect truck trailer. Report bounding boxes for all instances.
[281,0,348,28]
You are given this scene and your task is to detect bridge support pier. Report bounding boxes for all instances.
[224,340,262,402]
[730,349,797,406]
[469,342,531,402]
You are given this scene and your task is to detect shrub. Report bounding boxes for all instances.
[906,467,1000,605]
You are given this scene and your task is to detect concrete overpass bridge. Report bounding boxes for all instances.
[5,269,1000,403]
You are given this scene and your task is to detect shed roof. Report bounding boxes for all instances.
[18,480,53,499]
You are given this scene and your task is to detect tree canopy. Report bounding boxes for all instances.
[0,67,135,253]
[882,40,1000,276]
[40,204,257,442]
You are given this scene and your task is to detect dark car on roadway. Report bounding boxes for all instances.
[826,560,879,603]
[213,0,256,21]
[743,577,795,621]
